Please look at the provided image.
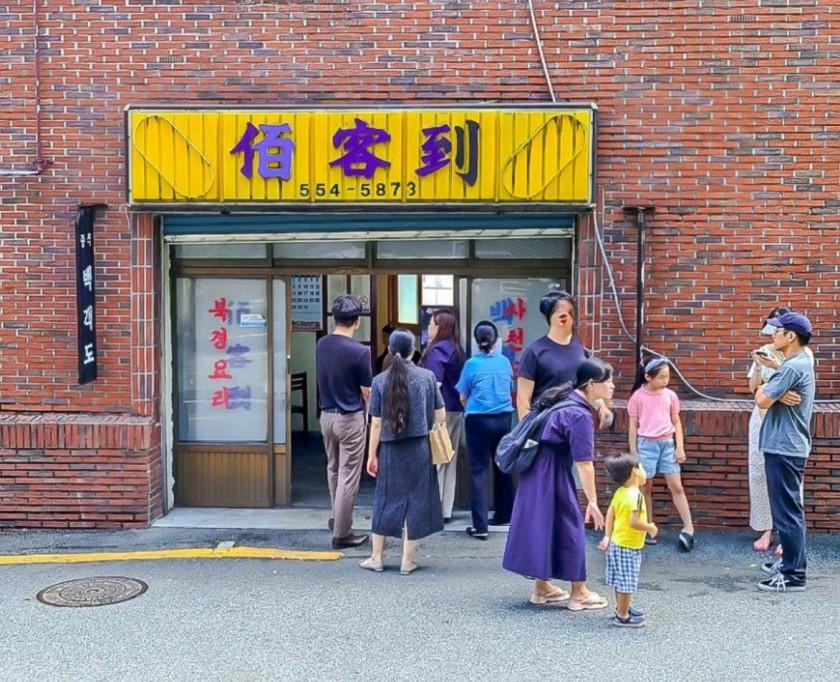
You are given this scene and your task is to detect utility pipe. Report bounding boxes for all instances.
[0,0,50,176]
[624,207,654,370]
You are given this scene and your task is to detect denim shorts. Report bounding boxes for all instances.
[637,436,680,478]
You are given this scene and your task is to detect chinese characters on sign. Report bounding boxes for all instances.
[291,276,323,331]
[75,206,100,384]
[230,122,294,180]
[416,120,479,185]
[329,118,392,179]
[230,117,481,186]
[130,108,595,204]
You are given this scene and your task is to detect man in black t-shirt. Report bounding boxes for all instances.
[316,295,373,549]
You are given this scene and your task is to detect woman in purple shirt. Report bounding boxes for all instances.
[421,309,465,522]
[503,358,612,611]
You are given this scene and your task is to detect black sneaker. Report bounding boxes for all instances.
[761,558,782,575]
[678,531,695,552]
[758,573,805,593]
[466,526,489,540]
[611,613,646,628]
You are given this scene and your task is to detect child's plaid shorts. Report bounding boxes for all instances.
[605,542,642,593]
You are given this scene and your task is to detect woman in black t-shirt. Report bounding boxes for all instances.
[517,291,612,428]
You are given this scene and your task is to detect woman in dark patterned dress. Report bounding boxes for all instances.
[360,329,446,575]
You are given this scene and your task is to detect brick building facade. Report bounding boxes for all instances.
[1,1,838,530]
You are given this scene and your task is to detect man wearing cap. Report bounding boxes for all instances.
[316,294,372,549]
[754,312,816,592]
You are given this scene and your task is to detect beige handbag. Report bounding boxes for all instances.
[429,421,455,465]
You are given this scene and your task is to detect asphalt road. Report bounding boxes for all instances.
[2,528,839,681]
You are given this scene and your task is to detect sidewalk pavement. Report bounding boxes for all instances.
[2,526,839,681]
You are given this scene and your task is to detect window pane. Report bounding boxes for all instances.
[176,278,268,442]
[274,240,365,260]
[175,244,267,260]
[327,275,347,306]
[421,274,455,306]
[350,275,372,313]
[470,278,563,373]
[398,274,418,324]
[377,239,467,260]
[474,237,571,260]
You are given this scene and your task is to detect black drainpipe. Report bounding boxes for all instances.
[625,207,654,370]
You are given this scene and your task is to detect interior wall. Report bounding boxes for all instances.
[290,331,318,433]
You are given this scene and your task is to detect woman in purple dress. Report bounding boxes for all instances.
[421,309,465,522]
[503,358,613,611]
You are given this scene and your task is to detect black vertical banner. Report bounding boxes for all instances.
[75,206,98,384]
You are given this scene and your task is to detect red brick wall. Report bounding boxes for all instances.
[0,414,162,528]
[1,1,838,528]
[598,404,840,533]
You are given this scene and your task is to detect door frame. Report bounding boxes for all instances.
[164,231,574,510]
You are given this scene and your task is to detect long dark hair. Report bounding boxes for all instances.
[473,320,499,353]
[630,356,670,393]
[423,309,465,363]
[534,357,613,410]
[383,329,415,435]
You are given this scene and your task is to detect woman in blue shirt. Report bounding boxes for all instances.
[456,320,515,539]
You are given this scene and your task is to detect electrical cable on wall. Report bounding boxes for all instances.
[527,0,557,104]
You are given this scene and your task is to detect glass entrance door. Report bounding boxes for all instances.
[173,276,282,507]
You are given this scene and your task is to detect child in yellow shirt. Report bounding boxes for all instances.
[598,452,658,628]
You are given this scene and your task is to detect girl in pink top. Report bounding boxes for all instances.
[627,358,695,552]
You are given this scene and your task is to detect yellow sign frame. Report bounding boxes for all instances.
[126,106,595,206]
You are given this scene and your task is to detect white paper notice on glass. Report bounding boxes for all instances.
[291,276,323,330]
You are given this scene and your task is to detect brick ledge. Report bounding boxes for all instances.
[0,413,157,450]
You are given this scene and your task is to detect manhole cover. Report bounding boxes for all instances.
[37,577,148,608]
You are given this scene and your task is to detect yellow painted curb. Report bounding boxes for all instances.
[0,546,343,565]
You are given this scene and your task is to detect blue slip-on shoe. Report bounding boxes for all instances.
[611,613,646,628]
[678,531,695,552]
[614,606,644,619]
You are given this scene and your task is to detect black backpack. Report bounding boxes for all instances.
[494,398,576,475]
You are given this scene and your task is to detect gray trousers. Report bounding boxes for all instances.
[320,411,366,539]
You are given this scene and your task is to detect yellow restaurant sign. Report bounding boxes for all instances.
[126,106,594,205]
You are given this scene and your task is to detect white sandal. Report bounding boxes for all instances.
[359,557,384,573]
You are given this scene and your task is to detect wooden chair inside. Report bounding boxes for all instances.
[290,371,309,436]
